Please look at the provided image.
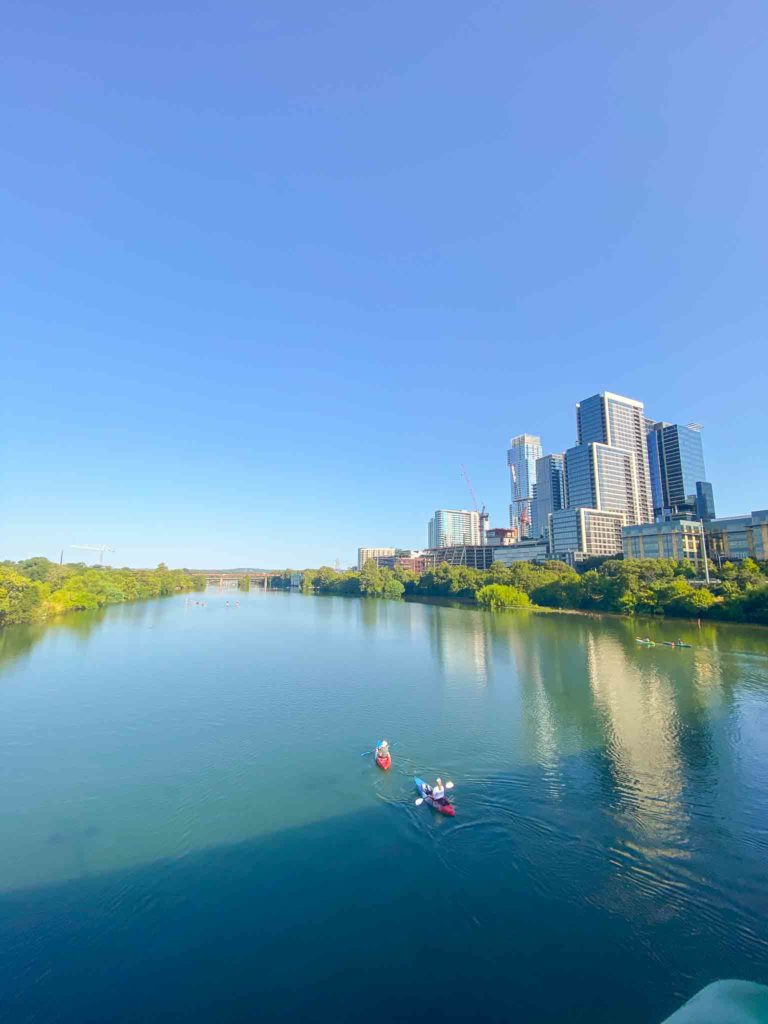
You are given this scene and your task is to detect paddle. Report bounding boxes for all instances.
[361,740,394,757]
[415,781,454,805]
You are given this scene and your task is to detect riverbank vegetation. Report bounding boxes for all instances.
[286,557,768,625]
[0,558,205,628]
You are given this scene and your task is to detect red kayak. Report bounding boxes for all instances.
[415,777,455,816]
[375,751,392,771]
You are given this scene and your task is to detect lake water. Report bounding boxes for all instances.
[0,590,766,1023]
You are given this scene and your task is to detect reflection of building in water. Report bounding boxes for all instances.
[504,619,602,770]
[584,632,687,843]
[506,619,693,843]
[428,607,490,686]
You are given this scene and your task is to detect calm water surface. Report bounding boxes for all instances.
[0,590,766,1022]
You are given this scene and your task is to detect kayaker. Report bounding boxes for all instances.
[431,778,446,803]
[377,740,390,760]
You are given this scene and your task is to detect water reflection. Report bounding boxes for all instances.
[0,608,109,678]
[427,605,491,686]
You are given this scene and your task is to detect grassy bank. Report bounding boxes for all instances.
[0,558,205,629]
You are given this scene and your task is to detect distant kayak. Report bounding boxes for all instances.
[375,751,392,771]
[635,637,656,646]
[414,777,455,817]
[663,641,692,648]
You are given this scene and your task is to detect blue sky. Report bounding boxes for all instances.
[3,0,766,568]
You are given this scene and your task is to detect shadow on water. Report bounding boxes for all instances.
[1,759,766,1024]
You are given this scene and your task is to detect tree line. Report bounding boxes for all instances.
[0,558,205,628]
[277,557,768,625]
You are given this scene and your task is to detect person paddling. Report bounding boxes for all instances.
[377,739,390,760]
[427,777,446,803]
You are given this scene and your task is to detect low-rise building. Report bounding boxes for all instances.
[550,508,625,563]
[485,528,518,547]
[705,510,768,563]
[622,520,705,568]
[492,539,550,565]
[357,547,395,570]
[374,555,429,573]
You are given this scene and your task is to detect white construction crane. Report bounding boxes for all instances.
[460,465,490,543]
[70,544,115,564]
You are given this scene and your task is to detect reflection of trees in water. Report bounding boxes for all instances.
[0,622,48,674]
[0,608,109,677]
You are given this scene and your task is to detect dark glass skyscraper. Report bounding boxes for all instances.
[646,421,714,520]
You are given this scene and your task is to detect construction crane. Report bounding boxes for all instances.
[70,544,115,564]
[460,465,490,543]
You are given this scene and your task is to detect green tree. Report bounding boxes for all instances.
[476,584,531,610]
[16,557,54,582]
[0,568,44,626]
[359,559,384,596]
[382,575,405,599]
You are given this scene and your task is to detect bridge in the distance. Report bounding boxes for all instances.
[190,570,279,589]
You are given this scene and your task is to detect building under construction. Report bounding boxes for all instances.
[424,545,495,570]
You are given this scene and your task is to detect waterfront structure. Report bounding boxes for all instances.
[357,547,395,570]
[507,434,542,538]
[576,392,653,524]
[705,510,768,563]
[485,527,518,547]
[425,545,494,570]
[492,539,550,565]
[550,508,625,563]
[428,509,481,549]
[531,454,566,538]
[646,421,714,520]
[622,520,705,568]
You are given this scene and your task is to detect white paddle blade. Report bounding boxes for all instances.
[414,797,424,806]
[445,781,454,789]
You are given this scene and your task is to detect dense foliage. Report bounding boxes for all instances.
[476,584,531,610]
[0,558,205,628]
[294,557,768,624]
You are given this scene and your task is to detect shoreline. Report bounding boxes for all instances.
[404,593,768,630]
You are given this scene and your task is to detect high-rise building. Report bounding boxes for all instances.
[357,547,395,570]
[507,434,542,538]
[646,421,714,520]
[576,392,653,524]
[531,454,566,538]
[427,510,481,549]
[564,443,634,520]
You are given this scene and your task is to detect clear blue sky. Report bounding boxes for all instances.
[3,1,766,569]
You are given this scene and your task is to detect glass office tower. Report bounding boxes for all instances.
[531,454,566,538]
[507,434,542,538]
[646,421,713,520]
